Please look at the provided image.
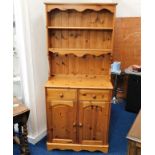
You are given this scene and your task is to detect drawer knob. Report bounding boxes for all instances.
[93,95,96,99]
[60,93,64,98]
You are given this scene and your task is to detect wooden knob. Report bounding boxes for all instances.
[60,93,64,98]
[93,95,96,99]
[73,122,76,127]
[79,123,83,127]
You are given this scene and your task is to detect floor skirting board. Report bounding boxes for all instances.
[27,129,47,145]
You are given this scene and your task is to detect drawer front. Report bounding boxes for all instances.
[47,88,77,100]
[79,89,111,101]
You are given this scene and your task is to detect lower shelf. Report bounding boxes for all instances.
[47,142,109,153]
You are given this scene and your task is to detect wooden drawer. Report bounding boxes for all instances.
[79,89,111,101]
[47,88,77,100]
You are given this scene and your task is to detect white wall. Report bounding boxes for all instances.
[18,0,140,144]
[115,0,141,17]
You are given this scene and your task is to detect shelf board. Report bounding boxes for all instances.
[47,26,113,30]
[45,75,113,89]
[48,48,112,57]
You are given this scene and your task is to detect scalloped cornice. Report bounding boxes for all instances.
[46,4,116,14]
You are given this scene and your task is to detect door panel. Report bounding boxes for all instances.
[47,100,77,143]
[79,100,109,145]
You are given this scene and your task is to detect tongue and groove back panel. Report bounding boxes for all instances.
[47,9,113,27]
[46,6,115,77]
[48,30,112,49]
[49,53,111,76]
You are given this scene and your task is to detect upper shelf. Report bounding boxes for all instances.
[48,48,112,57]
[47,26,113,30]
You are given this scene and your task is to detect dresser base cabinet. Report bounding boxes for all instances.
[45,87,112,153]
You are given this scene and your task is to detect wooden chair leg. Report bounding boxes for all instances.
[17,123,30,155]
[22,124,30,155]
[13,125,20,144]
[13,125,16,144]
[18,123,24,154]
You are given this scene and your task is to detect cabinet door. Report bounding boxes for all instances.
[47,100,77,144]
[79,101,110,145]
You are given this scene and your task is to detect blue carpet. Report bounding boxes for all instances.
[14,101,136,155]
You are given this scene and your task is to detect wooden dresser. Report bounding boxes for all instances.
[44,3,116,153]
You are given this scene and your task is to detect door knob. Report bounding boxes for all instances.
[73,122,76,127]
[79,123,83,127]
